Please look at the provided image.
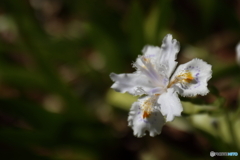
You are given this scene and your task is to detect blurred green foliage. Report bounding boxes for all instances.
[0,0,239,160]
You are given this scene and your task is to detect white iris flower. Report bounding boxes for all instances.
[110,34,212,137]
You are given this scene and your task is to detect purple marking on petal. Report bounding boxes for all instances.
[148,87,163,94]
[143,119,149,123]
[194,81,201,88]
[145,54,156,58]
[164,78,169,85]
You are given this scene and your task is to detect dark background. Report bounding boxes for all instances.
[0,0,239,160]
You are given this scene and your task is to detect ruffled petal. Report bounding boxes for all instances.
[170,58,212,97]
[128,96,165,137]
[157,88,183,122]
[110,73,155,96]
[158,34,180,78]
[236,42,240,65]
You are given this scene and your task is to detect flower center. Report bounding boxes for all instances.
[177,71,194,83]
[140,96,157,119]
[168,70,194,88]
[143,111,151,118]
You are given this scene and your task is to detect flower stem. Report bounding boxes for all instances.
[225,110,238,150]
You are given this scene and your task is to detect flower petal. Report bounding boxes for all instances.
[110,73,155,95]
[158,34,180,78]
[128,97,165,137]
[157,88,183,122]
[170,58,212,97]
[133,56,168,88]
[141,45,161,64]
[236,42,240,65]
